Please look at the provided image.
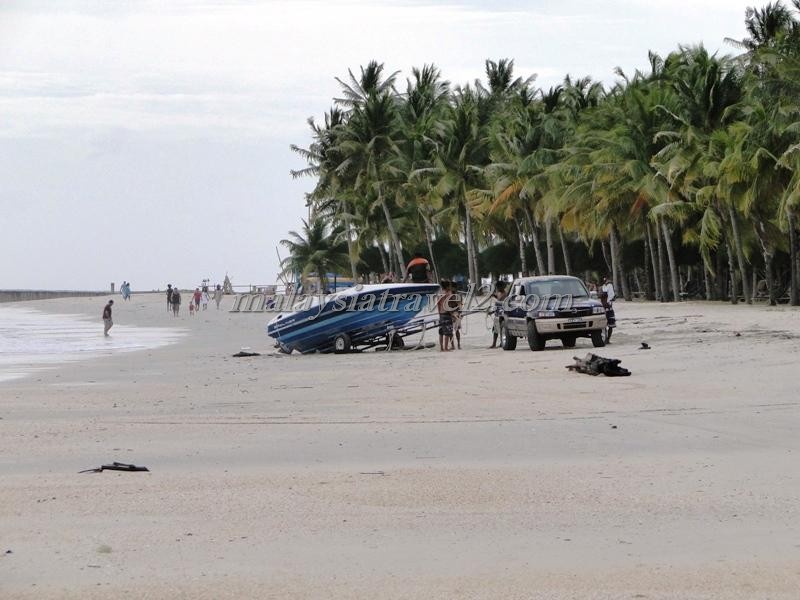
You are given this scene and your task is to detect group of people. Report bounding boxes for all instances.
[119,281,132,301]
[165,283,224,316]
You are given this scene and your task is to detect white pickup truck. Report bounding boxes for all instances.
[501,275,608,351]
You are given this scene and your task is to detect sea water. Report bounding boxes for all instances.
[0,306,183,383]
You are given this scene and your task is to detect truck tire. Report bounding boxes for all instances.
[502,324,517,350]
[562,335,576,348]
[527,320,546,351]
[591,330,605,348]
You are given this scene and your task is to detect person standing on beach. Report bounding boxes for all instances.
[166,284,173,312]
[102,299,114,336]
[437,281,454,351]
[201,289,209,310]
[601,276,616,304]
[171,288,181,316]
[213,284,223,309]
[489,281,508,349]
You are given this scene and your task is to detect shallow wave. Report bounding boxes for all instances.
[0,306,184,382]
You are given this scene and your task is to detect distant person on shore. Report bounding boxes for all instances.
[404,252,432,283]
[120,281,130,301]
[201,289,209,310]
[189,300,195,316]
[171,288,181,316]
[213,284,223,309]
[166,284,173,312]
[193,288,202,311]
[102,299,114,336]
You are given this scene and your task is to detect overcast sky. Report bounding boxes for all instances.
[1,0,757,291]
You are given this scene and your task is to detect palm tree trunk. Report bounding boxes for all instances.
[726,240,738,304]
[645,220,659,300]
[379,192,406,279]
[660,219,680,302]
[376,242,389,275]
[557,225,572,275]
[764,248,775,305]
[754,221,776,305]
[342,201,358,280]
[471,225,480,284]
[655,216,668,301]
[422,217,439,282]
[515,218,527,275]
[464,199,477,285]
[601,240,612,276]
[714,249,725,299]
[643,222,653,300]
[702,254,713,300]
[789,210,799,306]
[727,203,751,304]
[610,224,631,301]
[545,217,555,274]
[524,206,545,275]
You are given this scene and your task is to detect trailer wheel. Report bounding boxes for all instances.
[334,333,351,354]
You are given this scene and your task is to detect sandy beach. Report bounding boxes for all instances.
[1,294,800,599]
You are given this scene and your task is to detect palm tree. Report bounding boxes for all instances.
[280,217,351,292]
[290,108,359,279]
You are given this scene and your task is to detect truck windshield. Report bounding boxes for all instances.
[525,279,589,299]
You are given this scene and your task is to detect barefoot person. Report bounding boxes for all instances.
[171,288,181,317]
[437,280,454,351]
[102,299,114,336]
[213,284,223,309]
[489,280,508,348]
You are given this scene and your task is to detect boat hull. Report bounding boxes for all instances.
[266,283,440,353]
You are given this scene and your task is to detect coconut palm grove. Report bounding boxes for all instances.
[285,2,800,306]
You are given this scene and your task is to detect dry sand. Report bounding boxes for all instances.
[1,293,799,599]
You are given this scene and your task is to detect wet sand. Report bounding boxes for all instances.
[1,294,799,599]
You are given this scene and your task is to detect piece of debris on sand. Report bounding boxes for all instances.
[79,462,150,473]
[232,351,261,357]
[566,353,631,377]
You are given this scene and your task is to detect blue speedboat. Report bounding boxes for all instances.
[266,283,441,354]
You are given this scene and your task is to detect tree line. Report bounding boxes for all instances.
[285,2,800,305]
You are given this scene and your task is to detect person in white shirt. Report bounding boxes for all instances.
[601,277,616,304]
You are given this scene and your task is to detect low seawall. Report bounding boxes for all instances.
[0,290,108,303]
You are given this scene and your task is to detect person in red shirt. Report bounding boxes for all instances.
[193,288,202,311]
